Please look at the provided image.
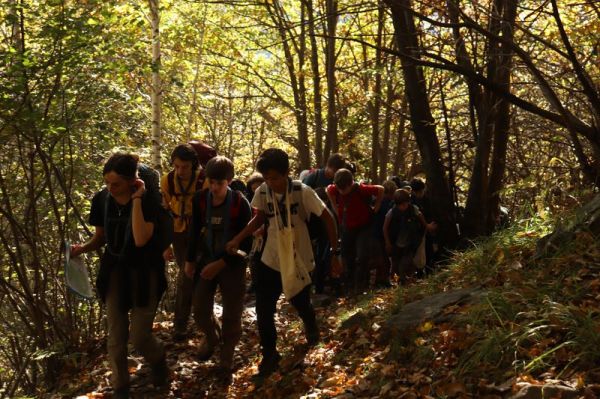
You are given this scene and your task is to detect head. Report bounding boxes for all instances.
[246,172,265,194]
[170,144,199,180]
[256,148,289,194]
[205,155,235,198]
[102,152,139,198]
[333,168,355,196]
[410,177,426,198]
[393,188,411,211]
[324,153,346,178]
[382,180,398,200]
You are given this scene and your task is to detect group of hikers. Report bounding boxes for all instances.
[70,142,439,398]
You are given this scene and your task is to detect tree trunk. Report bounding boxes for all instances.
[324,0,338,158]
[386,0,458,247]
[149,0,162,171]
[304,0,324,166]
[369,4,384,182]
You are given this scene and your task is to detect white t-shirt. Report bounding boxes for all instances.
[251,180,326,272]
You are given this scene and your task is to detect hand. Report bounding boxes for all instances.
[163,247,174,262]
[184,261,195,279]
[200,260,225,280]
[330,256,343,278]
[426,222,438,233]
[385,242,393,255]
[225,238,240,255]
[70,244,84,257]
[132,178,146,198]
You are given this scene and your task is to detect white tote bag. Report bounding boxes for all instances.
[272,188,312,299]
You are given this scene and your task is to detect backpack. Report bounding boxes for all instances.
[194,188,244,262]
[137,164,174,252]
[388,205,424,251]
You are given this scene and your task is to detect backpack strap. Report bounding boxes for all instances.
[104,192,132,258]
[167,171,176,198]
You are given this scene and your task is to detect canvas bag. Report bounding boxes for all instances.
[271,185,312,299]
[413,234,427,269]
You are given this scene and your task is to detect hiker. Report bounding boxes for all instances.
[410,177,438,272]
[302,153,346,294]
[161,144,203,340]
[383,189,435,284]
[184,156,252,377]
[326,168,384,294]
[372,180,397,287]
[246,172,266,294]
[71,153,168,399]
[225,148,341,380]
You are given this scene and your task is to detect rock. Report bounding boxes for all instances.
[378,287,484,344]
[340,311,369,331]
[535,194,600,259]
[508,383,579,399]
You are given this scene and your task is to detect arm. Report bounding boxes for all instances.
[71,226,105,257]
[383,213,393,254]
[320,208,343,277]
[372,185,385,214]
[131,179,154,247]
[225,210,266,254]
[418,213,438,233]
[326,186,339,220]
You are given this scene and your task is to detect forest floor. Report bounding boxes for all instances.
[53,211,600,399]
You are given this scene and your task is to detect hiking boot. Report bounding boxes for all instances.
[256,351,281,378]
[151,356,169,387]
[305,322,320,347]
[197,338,215,361]
[112,387,130,399]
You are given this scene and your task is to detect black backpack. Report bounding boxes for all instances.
[137,164,174,252]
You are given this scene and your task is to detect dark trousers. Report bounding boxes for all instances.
[391,246,416,283]
[173,232,194,331]
[255,261,317,355]
[312,232,331,294]
[193,263,246,365]
[341,224,372,292]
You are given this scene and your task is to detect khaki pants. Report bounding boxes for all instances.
[106,270,164,391]
[173,232,194,331]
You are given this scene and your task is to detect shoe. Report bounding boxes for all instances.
[151,356,169,387]
[197,338,215,361]
[305,323,319,347]
[214,364,233,386]
[112,387,130,399]
[256,351,281,377]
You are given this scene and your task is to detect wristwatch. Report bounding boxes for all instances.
[331,247,341,256]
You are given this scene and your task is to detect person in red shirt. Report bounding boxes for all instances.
[327,169,384,294]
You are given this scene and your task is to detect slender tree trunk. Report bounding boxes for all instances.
[370,4,384,182]
[380,55,396,181]
[324,0,338,158]
[392,96,408,177]
[487,0,518,231]
[185,5,207,141]
[149,0,162,171]
[386,0,458,247]
[304,0,324,166]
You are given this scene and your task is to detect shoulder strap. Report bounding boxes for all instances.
[167,171,175,197]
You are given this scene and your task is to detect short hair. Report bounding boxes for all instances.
[170,144,199,170]
[103,152,139,180]
[333,168,354,190]
[344,160,357,174]
[382,180,398,195]
[205,155,234,181]
[256,148,289,176]
[393,188,411,204]
[410,177,426,192]
[246,172,265,191]
[326,153,346,171]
